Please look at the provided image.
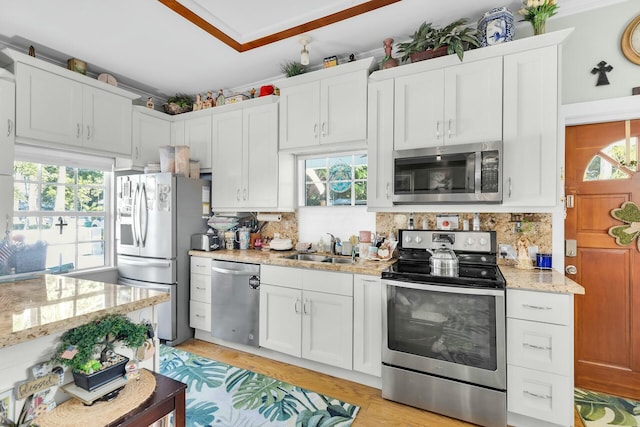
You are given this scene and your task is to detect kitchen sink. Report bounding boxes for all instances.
[323,257,354,264]
[282,254,330,262]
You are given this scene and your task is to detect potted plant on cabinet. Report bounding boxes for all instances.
[397,18,479,63]
[163,93,194,115]
[53,314,150,391]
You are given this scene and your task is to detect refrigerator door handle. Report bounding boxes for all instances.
[140,182,149,247]
[132,183,140,246]
[119,258,172,268]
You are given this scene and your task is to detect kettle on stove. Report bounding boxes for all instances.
[427,245,459,277]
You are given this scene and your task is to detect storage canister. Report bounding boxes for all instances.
[159,146,175,173]
[174,145,190,177]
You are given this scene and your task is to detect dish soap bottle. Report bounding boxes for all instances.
[317,237,325,253]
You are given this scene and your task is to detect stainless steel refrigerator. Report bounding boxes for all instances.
[116,172,208,346]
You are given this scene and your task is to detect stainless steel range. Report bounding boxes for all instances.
[382,229,506,427]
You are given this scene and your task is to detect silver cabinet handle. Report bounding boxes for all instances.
[321,122,327,136]
[303,299,310,315]
[195,286,206,290]
[508,177,512,198]
[7,119,12,137]
[313,123,318,138]
[522,304,552,310]
[77,123,81,138]
[448,119,452,138]
[195,314,205,318]
[385,182,390,200]
[523,343,551,351]
[236,189,241,201]
[135,147,139,160]
[436,120,440,139]
[294,298,301,314]
[243,188,247,201]
[524,390,551,399]
[87,125,92,140]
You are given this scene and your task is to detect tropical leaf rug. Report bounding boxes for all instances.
[159,345,360,427]
[575,388,640,426]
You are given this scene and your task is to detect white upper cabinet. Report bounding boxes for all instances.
[367,79,394,208]
[14,61,135,156]
[278,57,373,153]
[184,115,212,170]
[130,107,171,169]
[0,77,15,176]
[211,98,284,211]
[502,46,559,207]
[394,57,502,150]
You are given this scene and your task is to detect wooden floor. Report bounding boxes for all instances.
[177,339,584,427]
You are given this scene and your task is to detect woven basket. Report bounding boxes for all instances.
[162,102,192,115]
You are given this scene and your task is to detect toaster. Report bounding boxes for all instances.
[191,233,220,251]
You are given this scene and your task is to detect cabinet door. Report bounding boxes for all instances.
[394,69,444,149]
[353,275,382,376]
[367,80,394,208]
[0,79,15,175]
[502,47,558,207]
[184,115,212,170]
[83,86,132,155]
[211,110,243,208]
[244,103,278,209]
[259,284,302,357]
[302,290,353,370]
[320,71,367,145]
[131,109,171,168]
[443,57,503,145]
[190,273,211,304]
[279,81,319,150]
[190,300,211,331]
[16,63,83,147]
[507,318,571,376]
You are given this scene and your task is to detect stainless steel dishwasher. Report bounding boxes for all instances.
[210,259,260,347]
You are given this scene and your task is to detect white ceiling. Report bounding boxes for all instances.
[0,0,628,101]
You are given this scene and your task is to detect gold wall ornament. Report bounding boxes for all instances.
[608,201,640,251]
[622,15,640,65]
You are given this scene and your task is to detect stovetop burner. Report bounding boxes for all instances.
[383,229,506,289]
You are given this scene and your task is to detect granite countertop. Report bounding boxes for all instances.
[499,265,585,294]
[189,249,395,275]
[0,274,170,349]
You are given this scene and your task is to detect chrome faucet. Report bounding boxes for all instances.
[327,233,336,255]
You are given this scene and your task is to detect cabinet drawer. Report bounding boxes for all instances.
[190,300,211,331]
[507,318,571,376]
[507,289,572,325]
[260,265,303,289]
[303,269,352,296]
[507,365,572,425]
[190,273,211,303]
[191,256,211,276]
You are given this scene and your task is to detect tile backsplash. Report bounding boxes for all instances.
[260,211,552,254]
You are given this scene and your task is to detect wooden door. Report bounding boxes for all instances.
[565,120,640,398]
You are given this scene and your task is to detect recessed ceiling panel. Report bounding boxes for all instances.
[183,0,371,42]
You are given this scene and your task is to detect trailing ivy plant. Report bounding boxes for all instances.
[53,314,149,373]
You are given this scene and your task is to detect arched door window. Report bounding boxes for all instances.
[584,136,637,181]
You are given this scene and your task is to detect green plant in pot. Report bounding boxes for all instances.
[163,93,194,115]
[53,314,149,390]
[280,61,306,77]
[397,18,479,63]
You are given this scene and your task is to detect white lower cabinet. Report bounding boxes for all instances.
[259,265,353,370]
[506,289,574,427]
[190,256,211,332]
[353,274,382,377]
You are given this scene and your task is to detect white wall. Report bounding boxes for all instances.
[543,0,640,104]
[297,206,376,248]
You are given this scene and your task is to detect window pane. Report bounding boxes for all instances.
[78,187,104,212]
[78,169,105,185]
[14,182,36,211]
[602,138,637,171]
[302,153,367,207]
[329,187,351,206]
[584,155,630,181]
[42,165,61,183]
[305,183,325,206]
[14,162,38,181]
[355,181,367,205]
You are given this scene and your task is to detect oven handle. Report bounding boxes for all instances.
[382,279,504,297]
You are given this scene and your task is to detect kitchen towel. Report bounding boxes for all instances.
[160,345,360,427]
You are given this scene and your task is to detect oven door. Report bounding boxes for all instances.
[382,279,506,390]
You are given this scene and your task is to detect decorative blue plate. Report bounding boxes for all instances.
[477,7,514,47]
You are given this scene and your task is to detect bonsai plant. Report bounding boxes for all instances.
[397,18,479,63]
[53,314,149,390]
[163,93,194,115]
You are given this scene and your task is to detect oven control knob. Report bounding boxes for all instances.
[405,235,412,243]
[415,236,422,243]
[466,237,475,246]
[479,237,488,246]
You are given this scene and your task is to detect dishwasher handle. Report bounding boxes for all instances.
[212,266,259,276]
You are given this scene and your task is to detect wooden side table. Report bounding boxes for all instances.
[107,371,186,426]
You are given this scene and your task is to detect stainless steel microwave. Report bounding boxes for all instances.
[393,141,502,204]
